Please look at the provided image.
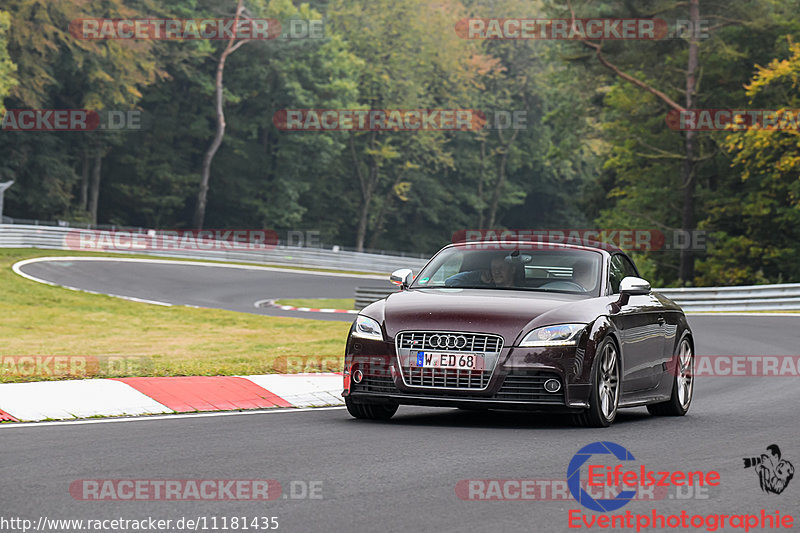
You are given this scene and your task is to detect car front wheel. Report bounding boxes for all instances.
[573,337,620,428]
[647,336,693,416]
[345,396,398,420]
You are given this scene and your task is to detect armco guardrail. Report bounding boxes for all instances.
[354,284,800,312]
[0,224,429,274]
[355,286,399,310]
[656,284,800,311]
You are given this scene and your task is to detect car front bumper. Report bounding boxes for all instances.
[343,335,594,411]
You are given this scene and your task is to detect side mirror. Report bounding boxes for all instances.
[620,276,651,296]
[390,268,414,290]
[612,277,651,312]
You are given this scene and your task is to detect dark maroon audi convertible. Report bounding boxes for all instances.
[342,242,694,427]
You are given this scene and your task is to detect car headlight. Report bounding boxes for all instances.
[352,315,384,341]
[519,324,586,347]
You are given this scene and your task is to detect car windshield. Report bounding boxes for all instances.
[411,246,603,295]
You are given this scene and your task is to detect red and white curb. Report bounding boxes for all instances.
[255,298,358,314]
[0,373,344,422]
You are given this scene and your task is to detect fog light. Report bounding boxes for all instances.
[352,369,364,384]
[544,378,561,393]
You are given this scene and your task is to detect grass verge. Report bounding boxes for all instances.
[0,248,351,382]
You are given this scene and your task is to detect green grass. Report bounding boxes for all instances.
[275,298,355,310]
[0,248,352,382]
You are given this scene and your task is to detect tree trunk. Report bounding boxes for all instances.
[367,172,404,249]
[477,138,486,227]
[486,129,519,228]
[192,0,249,229]
[88,153,102,225]
[679,0,700,284]
[352,132,378,252]
[355,161,377,252]
[80,151,89,211]
[366,198,386,251]
[487,150,508,228]
[355,200,371,252]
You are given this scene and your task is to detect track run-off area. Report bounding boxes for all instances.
[3,256,800,532]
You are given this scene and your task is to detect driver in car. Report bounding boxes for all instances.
[445,256,516,288]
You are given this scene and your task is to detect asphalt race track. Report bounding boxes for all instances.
[5,257,800,531]
[16,257,391,321]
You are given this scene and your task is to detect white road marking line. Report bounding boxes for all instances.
[13,256,378,308]
[13,256,386,280]
[0,405,348,429]
[254,298,359,314]
[12,259,174,306]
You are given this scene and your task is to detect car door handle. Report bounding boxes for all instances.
[657,316,665,325]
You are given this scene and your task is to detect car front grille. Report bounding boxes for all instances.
[405,367,490,389]
[397,331,503,353]
[395,331,503,390]
[350,371,564,405]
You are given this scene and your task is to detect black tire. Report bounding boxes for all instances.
[572,337,621,428]
[345,396,398,420]
[647,336,693,416]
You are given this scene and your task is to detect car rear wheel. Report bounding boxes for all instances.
[647,337,693,416]
[345,397,398,420]
[573,337,620,428]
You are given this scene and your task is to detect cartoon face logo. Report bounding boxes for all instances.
[743,444,794,495]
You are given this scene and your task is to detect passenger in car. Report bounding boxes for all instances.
[571,258,595,291]
[445,256,517,288]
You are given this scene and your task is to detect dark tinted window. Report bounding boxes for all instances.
[609,254,639,294]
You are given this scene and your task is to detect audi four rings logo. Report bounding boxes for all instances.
[427,335,468,349]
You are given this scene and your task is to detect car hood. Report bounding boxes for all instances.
[380,288,598,345]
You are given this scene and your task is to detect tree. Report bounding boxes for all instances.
[554,0,785,284]
[0,0,165,223]
[0,10,17,116]
[195,0,363,232]
[192,0,251,229]
[328,0,483,251]
[699,37,800,284]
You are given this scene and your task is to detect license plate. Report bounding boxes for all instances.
[414,351,485,370]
